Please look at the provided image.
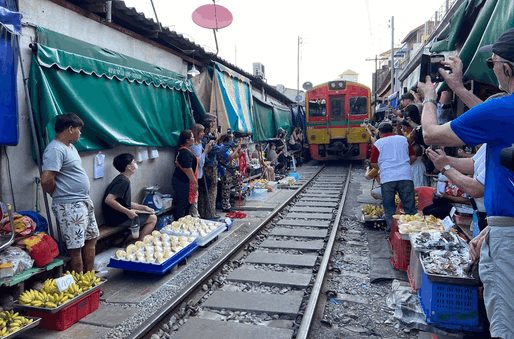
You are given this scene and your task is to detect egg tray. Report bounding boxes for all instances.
[108,241,198,274]
[161,221,226,247]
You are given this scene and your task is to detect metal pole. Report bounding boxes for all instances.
[390,16,395,95]
[15,37,55,239]
[297,36,300,97]
[374,55,378,112]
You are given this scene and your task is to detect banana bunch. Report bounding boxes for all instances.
[18,271,101,309]
[18,289,73,308]
[362,204,384,218]
[394,193,420,208]
[0,310,33,337]
[67,271,102,291]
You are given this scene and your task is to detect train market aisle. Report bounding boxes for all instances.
[310,165,418,339]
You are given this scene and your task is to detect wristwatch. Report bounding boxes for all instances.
[441,164,452,175]
[423,99,438,106]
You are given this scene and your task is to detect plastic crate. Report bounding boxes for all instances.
[418,271,481,331]
[27,289,100,331]
[407,249,422,292]
[108,241,198,274]
[390,231,411,271]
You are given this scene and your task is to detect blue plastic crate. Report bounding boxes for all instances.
[108,241,198,274]
[418,271,481,331]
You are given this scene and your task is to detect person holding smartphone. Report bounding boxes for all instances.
[419,29,514,338]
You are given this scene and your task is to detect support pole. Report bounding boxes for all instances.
[15,37,55,240]
[390,16,395,95]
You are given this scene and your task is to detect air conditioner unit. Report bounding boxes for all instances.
[252,62,265,79]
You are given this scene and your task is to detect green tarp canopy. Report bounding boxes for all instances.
[29,27,205,152]
[430,0,486,53]
[430,0,514,87]
[252,96,275,141]
[273,105,292,136]
[461,0,514,86]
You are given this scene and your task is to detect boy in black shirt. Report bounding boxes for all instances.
[102,153,156,240]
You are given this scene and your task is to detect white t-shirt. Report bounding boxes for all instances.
[372,134,413,184]
[472,144,486,212]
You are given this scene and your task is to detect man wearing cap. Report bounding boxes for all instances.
[395,93,421,128]
[418,28,514,338]
[370,122,417,231]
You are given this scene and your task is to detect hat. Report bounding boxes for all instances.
[479,28,514,63]
[400,93,414,101]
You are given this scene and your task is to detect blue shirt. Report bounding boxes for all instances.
[450,94,514,217]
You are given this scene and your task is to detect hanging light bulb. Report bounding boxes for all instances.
[187,64,200,77]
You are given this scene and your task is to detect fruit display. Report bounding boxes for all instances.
[0,310,34,337]
[394,192,419,208]
[17,271,101,309]
[113,231,194,264]
[393,214,444,234]
[362,204,384,219]
[162,216,221,238]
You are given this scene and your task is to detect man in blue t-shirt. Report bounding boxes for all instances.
[418,28,514,338]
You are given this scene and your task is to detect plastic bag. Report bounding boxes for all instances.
[0,213,36,236]
[18,233,59,267]
[0,246,34,274]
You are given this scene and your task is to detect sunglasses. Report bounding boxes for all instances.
[486,57,510,69]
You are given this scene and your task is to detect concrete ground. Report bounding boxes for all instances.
[20,165,319,339]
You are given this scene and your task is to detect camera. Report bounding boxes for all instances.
[420,54,451,83]
[500,145,514,171]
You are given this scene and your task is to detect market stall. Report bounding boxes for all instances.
[360,185,484,333]
[0,203,105,334]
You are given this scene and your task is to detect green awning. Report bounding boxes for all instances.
[36,27,192,91]
[29,27,200,152]
[430,0,486,53]
[462,0,514,86]
[273,105,292,135]
[252,96,275,141]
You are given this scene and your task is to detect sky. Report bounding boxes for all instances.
[123,0,445,90]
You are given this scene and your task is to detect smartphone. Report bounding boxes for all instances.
[217,126,221,134]
[420,54,451,83]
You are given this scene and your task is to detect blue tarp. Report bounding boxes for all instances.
[0,3,21,145]
[211,62,254,134]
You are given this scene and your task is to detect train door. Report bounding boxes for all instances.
[347,91,370,144]
[328,94,346,140]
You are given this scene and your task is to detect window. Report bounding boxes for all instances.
[329,95,345,120]
[349,96,368,115]
[308,98,326,117]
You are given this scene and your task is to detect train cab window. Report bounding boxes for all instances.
[329,95,345,120]
[349,96,368,115]
[309,99,326,117]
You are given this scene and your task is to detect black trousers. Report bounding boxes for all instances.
[172,177,191,220]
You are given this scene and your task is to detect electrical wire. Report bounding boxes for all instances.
[3,146,17,211]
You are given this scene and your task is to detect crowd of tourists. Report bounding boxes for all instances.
[363,28,514,338]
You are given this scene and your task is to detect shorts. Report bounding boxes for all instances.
[52,199,99,250]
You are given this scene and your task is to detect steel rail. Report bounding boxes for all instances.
[130,166,325,339]
[296,163,352,339]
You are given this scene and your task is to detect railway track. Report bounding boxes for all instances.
[136,164,352,339]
